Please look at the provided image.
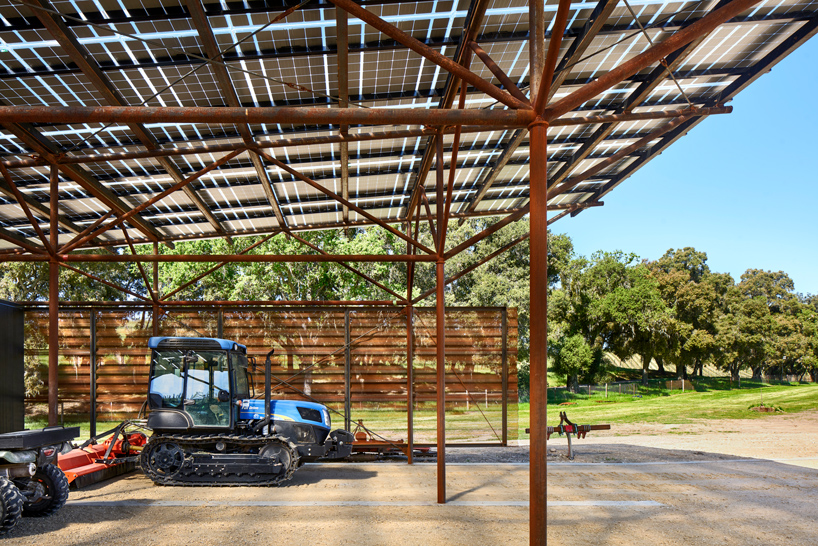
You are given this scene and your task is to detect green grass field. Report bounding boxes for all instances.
[25,380,818,443]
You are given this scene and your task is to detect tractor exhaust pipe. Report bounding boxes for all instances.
[265,349,274,433]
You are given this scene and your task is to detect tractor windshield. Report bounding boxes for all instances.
[150,349,231,427]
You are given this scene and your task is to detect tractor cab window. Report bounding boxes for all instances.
[184,351,231,427]
[231,352,250,399]
[149,350,185,408]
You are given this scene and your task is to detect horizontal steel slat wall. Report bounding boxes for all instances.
[23,307,518,444]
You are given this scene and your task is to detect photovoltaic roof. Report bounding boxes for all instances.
[0,0,815,251]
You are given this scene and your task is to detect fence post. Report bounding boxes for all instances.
[344,309,351,432]
[605,383,608,398]
[90,309,96,438]
[501,307,508,446]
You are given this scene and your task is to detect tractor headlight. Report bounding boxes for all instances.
[323,410,330,427]
[293,424,316,444]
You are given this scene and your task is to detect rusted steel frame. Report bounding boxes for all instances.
[406,304,414,464]
[435,256,446,503]
[468,41,529,105]
[119,224,158,303]
[285,230,406,302]
[529,0,545,103]
[550,115,693,200]
[0,163,53,254]
[161,232,280,301]
[161,300,397,306]
[0,228,45,254]
[64,148,246,252]
[552,106,731,126]
[47,163,59,426]
[534,0,573,113]
[58,263,152,303]
[328,0,529,111]
[59,211,115,254]
[255,149,435,255]
[153,242,160,336]
[444,204,530,260]
[0,106,535,127]
[440,70,471,252]
[528,118,548,546]
[412,232,530,305]
[542,0,763,121]
[420,192,438,245]
[10,254,436,263]
[435,135,445,254]
[1,127,506,169]
[337,5,350,228]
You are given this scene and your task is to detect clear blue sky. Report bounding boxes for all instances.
[551,36,818,296]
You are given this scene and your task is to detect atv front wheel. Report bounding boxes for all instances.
[0,476,23,535]
[17,464,69,517]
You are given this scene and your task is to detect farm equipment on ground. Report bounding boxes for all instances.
[58,421,148,489]
[527,412,612,460]
[0,427,78,535]
[141,336,353,486]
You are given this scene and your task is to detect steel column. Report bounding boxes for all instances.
[47,165,59,426]
[344,309,351,432]
[528,118,549,546]
[436,257,446,504]
[502,307,508,447]
[406,304,414,465]
[90,309,97,438]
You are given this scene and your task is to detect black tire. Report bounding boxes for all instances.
[0,477,23,535]
[18,464,69,517]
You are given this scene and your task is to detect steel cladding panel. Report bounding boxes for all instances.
[0,301,24,433]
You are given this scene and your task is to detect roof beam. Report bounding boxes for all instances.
[27,0,229,242]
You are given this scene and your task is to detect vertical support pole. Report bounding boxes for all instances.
[152,242,160,337]
[344,309,351,432]
[47,165,59,427]
[529,119,549,546]
[406,305,414,464]
[435,135,446,504]
[218,308,224,339]
[90,310,97,438]
[337,5,350,232]
[436,258,446,504]
[501,307,508,447]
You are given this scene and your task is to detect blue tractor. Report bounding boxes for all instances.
[141,337,353,486]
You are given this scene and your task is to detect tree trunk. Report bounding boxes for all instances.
[731,364,740,382]
[752,366,763,381]
[677,362,687,380]
[656,356,665,374]
[810,369,818,383]
[641,354,651,386]
[569,374,580,394]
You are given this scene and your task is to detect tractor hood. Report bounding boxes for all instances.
[239,399,331,429]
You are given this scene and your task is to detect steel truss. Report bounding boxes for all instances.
[0,0,813,544]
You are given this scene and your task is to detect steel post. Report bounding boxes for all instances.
[90,309,97,438]
[406,304,414,464]
[344,309,351,432]
[502,307,508,446]
[47,165,59,426]
[528,119,549,546]
[436,258,446,504]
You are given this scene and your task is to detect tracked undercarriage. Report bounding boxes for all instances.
[140,434,299,486]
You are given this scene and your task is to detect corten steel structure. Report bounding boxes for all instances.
[0,0,816,543]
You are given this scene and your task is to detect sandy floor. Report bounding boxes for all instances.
[5,412,818,545]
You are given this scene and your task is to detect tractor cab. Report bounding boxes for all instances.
[146,337,250,432]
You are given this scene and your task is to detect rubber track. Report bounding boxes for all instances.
[141,434,300,487]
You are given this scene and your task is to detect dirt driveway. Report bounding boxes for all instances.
[5,412,818,545]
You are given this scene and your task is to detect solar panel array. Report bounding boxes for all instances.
[0,0,815,251]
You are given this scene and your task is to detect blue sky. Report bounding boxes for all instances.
[551,36,818,296]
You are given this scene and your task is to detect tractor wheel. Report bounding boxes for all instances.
[18,464,69,517]
[0,477,23,535]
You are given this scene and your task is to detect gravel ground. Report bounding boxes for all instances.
[3,411,818,545]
